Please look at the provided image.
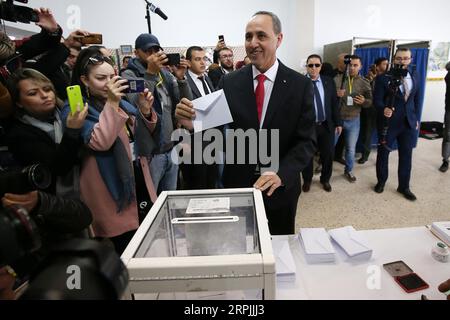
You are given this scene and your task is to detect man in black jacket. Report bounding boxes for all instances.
[440,61,450,172]
[176,11,316,235]
[302,54,342,192]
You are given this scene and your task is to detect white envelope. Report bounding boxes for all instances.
[272,238,296,281]
[192,89,233,133]
[328,226,373,259]
[298,228,336,263]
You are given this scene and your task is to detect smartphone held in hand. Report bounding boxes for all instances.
[66,85,84,114]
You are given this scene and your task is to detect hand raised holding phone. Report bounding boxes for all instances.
[138,89,154,117]
[66,85,88,129]
[106,76,129,106]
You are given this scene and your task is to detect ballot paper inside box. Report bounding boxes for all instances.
[121,188,276,300]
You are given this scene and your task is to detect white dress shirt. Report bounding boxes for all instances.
[252,59,279,128]
[188,69,212,97]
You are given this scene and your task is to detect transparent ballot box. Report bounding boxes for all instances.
[121,188,276,299]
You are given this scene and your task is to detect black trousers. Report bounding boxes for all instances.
[262,178,301,235]
[302,123,334,183]
[180,163,218,190]
[334,132,345,160]
[359,107,377,160]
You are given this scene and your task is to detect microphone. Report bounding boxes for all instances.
[145,1,168,20]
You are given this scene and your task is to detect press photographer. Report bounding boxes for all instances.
[374,48,421,201]
[0,200,127,300]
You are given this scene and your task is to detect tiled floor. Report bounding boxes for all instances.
[295,138,450,231]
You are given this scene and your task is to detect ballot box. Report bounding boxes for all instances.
[121,188,275,299]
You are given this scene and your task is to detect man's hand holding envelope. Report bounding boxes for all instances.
[175,89,233,133]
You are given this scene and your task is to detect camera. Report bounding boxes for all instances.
[343,54,352,65]
[0,0,40,24]
[0,201,129,299]
[0,163,52,197]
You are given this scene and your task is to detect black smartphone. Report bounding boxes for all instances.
[394,273,429,293]
[15,6,40,23]
[123,79,146,94]
[218,35,224,42]
[163,53,181,66]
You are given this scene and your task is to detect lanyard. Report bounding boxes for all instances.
[348,77,354,94]
[156,72,164,87]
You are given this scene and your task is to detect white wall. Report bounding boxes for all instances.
[5,0,313,70]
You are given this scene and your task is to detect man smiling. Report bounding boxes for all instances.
[175,11,316,235]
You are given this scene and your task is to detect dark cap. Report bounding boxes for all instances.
[135,33,162,51]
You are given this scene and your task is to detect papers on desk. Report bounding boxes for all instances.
[272,238,296,281]
[328,226,373,260]
[430,221,450,246]
[186,197,230,214]
[192,89,233,133]
[298,228,336,263]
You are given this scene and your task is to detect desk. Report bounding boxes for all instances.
[277,226,450,300]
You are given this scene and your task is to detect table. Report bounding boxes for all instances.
[276,226,450,300]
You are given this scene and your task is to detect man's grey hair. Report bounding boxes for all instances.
[253,11,282,35]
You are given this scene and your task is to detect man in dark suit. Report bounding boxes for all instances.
[181,46,217,189]
[374,48,422,201]
[302,54,342,192]
[175,11,316,235]
[185,46,215,99]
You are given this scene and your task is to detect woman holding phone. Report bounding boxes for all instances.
[4,68,92,253]
[63,48,159,254]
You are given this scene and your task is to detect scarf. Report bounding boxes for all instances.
[70,97,157,212]
[19,109,63,144]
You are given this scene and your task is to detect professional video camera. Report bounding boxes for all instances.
[379,63,409,148]
[0,163,51,197]
[0,204,129,300]
[339,54,352,90]
[0,0,39,24]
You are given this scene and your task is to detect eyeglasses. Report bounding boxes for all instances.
[83,55,113,73]
[307,63,321,68]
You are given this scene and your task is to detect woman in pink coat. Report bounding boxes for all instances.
[62,48,159,253]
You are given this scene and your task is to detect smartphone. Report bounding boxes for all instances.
[15,6,40,23]
[394,273,429,293]
[163,53,181,66]
[123,79,146,94]
[218,35,225,42]
[66,85,84,114]
[81,33,103,45]
[383,261,429,293]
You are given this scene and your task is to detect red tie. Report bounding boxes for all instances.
[255,74,266,123]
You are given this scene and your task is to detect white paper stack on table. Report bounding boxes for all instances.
[328,226,373,260]
[298,228,336,263]
[271,238,296,281]
[430,221,450,246]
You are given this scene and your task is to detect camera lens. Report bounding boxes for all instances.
[25,164,51,190]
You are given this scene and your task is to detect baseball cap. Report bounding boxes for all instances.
[135,33,162,52]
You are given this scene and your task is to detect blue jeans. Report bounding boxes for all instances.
[335,117,360,173]
[149,151,178,194]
